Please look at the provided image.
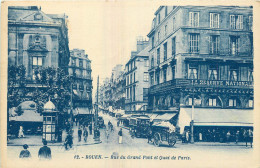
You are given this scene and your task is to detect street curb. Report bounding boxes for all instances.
[7,142,102,147]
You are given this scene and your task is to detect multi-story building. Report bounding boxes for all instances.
[68,49,92,110]
[8,6,70,136]
[8,6,70,79]
[147,6,253,136]
[98,65,125,111]
[111,66,126,110]
[125,39,150,114]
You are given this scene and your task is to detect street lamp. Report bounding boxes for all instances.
[190,88,195,144]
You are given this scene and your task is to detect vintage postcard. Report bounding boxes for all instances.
[1,1,260,168]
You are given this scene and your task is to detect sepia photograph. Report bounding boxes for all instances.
[1,1,259,168]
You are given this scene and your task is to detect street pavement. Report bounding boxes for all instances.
[5,113,256,168]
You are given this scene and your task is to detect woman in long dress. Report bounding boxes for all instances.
[18,126,24,138]
[118,128,123,144]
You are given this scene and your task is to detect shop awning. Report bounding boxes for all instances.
[154,113,177,121]
[10,110,42,122]
[74,107,92,115]
[178,107,253,134]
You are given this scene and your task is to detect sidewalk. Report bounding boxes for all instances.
[7,124,102,146]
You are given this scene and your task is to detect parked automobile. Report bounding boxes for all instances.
[151,121,180,147]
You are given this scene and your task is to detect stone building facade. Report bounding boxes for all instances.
[147,6,253,130]
[8,6,70,79]
[98,65,125,110]
[125,40,150,113]
[68,49,92,108]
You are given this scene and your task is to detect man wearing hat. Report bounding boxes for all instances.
[19,144,31,158]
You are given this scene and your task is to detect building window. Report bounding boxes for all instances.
[188,64,198,79]
[165,25,168,36]
[156,71,160,84]
[230,36,239,55]
[249,67,253,81]
[79,60,83,67]
[150,73,154,85]
[152,37,154,48]
[157,48,160,65]
[210,13,219,28]
[229,65,239,81]
[151,55,154,68]
[172,37,176,56]
[158,13,161,24]
[189,34,199,53]
[208,98,217,106]
[163,42,167,61]
[133,73,135,82]
[32,56,42,80]
[173,17,176,31]
[248,99,253,108]
[163,68,167,82]
[157,31,160,42]
[71,58,76,66]
[143,88,149,101]
[188,98,193,106]
[144,72,149,82]
[249,16,253,31]
[209,35,219,54]
[133,86,135,101]
[189,12,199,27]
[230,15,243,29]
[165,6,168,17]
[130,74,132,84]
[208,64,218,80]
[228,98,238,107]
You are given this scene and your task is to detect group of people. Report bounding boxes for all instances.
[182,128,254,147]
[19,140,52,160]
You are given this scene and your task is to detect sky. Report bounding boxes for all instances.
[39,2,159,96]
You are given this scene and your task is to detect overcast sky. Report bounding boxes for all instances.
[39,2,159,97]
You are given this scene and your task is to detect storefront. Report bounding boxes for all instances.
[73,107,93,126]
[177,107,253,142]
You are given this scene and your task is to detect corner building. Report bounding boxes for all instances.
[147,6,253,137]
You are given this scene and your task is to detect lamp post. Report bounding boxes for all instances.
[190,88,195,144]
[94,76,100,142]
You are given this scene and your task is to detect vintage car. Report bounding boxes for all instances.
[134,117,151,138]
[151,121,179,147]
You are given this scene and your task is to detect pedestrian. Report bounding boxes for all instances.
[182,131,186,143]
[117,120,120,127]
[19,144,31,159]
[248,129,253,148]
[78,127,82,142]
[18,126,24,138]
[118,128,123,144]
[111,124,114,132]
[147,129,152,143]
[235,130,240,144]
[105,129,109,143]
[89,124,92,135]
[83,126,88,143]
[199,132,203,141]
[75,118,78,126]
[38,140,52,160]
[186,130,190,143]
[226,131,231,143]
[65,133,73,150]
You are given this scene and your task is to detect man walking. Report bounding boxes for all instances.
[83,126,88,143]
[105,129,109,143]
[89,124,92,135]
[65,133,73,150]
[38,140,52,160]
[78,127,82,142]
[118,128,123,144]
